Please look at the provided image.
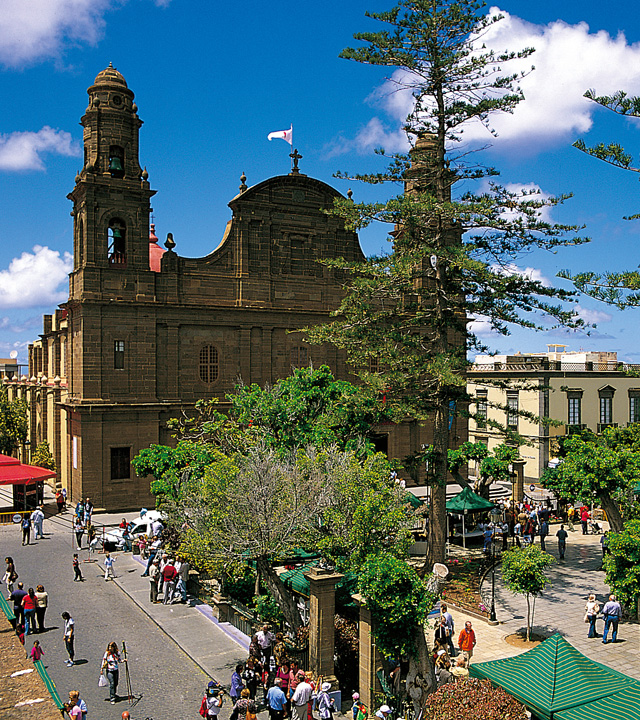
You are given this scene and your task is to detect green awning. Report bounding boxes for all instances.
[280,560,357,600]
[446,486,495,513]
[404,491,424,508]
[632,481,640,495]
[554,684,640,720]
[469,634,635,720]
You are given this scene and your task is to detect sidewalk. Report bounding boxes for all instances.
[446,526,640,680]
[103,551,249,684]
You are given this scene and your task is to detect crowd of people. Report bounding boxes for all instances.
[198,623,336,720]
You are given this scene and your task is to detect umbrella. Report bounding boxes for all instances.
[446,486,495,549]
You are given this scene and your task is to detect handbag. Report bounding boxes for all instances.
[583,613,589,623]
[98,672,108,687]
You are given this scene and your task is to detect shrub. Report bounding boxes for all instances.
[424,678,527,720]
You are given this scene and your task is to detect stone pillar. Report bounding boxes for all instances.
[512,459,525,503]
[304,567,343,689]
[352,594,382,709]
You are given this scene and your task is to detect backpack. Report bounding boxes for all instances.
[356,703,368,720]
[199,697,207,718]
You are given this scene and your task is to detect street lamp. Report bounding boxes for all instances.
[489,506,502,623]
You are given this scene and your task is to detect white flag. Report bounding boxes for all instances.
[267,125,293,145]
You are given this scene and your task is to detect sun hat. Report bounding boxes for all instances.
[322,682,332,692]
[352,693,360,700]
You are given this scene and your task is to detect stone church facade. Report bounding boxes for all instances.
[6,66,464,511]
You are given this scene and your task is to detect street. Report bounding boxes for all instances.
[1,508,211,720]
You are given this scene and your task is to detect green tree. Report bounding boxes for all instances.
[0,387,28,456]
[358,551,437,713]
[602,520,640,615]
[30,441,56,471]
[447,441,518,498]
[305,0,586,565]
[561,90,640,306]
[501,545,554,641]
[541,427,640,532]
[424,678,528,720]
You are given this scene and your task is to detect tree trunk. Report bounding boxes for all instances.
[256,556,303,631]
[406,623,436,716]
[428,397,449,565]
[600,492,624,532]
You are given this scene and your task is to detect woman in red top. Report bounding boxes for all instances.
[22,587,37,637]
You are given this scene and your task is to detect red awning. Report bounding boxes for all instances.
[0,453,20,466]
[0,462,56,486]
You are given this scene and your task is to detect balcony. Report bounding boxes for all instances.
[597,423,618,433]
[566,424,586,434]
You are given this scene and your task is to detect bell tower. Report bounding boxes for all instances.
[68,63,156,296]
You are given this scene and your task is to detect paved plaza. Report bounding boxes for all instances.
[448,526,640,679]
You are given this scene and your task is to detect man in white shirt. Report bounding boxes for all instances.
[31,506,45,539]
[291,671,313,720]
[257,624,275,662]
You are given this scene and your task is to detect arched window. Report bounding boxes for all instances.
[108,219,126,265]
[199,345,219,384]
[108,145,125,178]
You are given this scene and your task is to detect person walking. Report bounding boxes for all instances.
[161,559,178,604]
[267,677,287,720]
[601,594,622,644]
[10,582,27,627]
[141,536,162,576]
[61,611,75,666]
[3,556,17,594]
[73,516,84,550]
[458,621,477,664]
[556,524,568,560]
[440,602,456,656]
[104,552,116,581]
[317,682,336,720]
[56,491,65,514]
[291,672,313,720]
[149,558,160,603]
[73,554,83,582]
[230,688,256,720]
[102,641,124,704]
[22,587,37,636]
[83,498,93,525]
[230,663,245,705]
[176,555,190,603]
[35,584,48,632]
[584,593,600,639]
[581,507,590,535]
[21,513,31,545]
[67,691,87,720]
[257,624,275,663]
[31,505,45,540]
[202,685,225,719]
[30,639,44,662]
[539,519,549,552]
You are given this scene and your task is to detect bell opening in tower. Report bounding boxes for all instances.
[108,145,125,178]
[108,219,127,266]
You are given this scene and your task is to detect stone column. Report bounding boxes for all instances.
[512,459,526,503]
[352,594,382,709]
[304,567,343,689]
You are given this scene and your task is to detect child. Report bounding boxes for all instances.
[73,554,83,582]
[104,552,116,581]
[30,639,44,662]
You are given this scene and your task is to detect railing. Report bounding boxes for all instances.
[227,601,257,637]
[0,510,29,526]
[471,361,640,373]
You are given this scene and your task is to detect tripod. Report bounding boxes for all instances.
[122,641,134,704]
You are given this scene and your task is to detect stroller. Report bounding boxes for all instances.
[589,520,602,535]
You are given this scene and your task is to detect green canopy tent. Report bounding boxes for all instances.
[469,634,636,720]
[445,486,495,548]
[404,491,424,509]
[632,481,640,496]
[554,683,640,720]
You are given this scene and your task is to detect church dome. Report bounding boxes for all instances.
[93,63,128,88]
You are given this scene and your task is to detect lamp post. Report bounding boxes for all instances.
[489,506,502,623]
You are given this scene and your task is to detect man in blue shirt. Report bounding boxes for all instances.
[267,677,286,720]
[601,594,622,644]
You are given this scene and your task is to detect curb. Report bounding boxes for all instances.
[100,556,248,684]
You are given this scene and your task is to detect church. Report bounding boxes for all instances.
[6,65,461,511]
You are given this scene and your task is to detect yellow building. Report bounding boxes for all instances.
[468,345,640,483]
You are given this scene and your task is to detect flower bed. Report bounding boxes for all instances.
[440,556,490,617]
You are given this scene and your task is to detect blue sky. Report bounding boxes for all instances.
[2,0,640,364]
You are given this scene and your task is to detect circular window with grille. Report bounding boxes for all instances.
[199,345,219,384]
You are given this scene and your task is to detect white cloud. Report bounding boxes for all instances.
[0,127,80,171]
[0,316,41,333]
[493,263,552,287]
[572,304,612,325]
[467,314,498,336]
[324,118,409,158]
[0,246,73,309]
[334,8,640,154]
[0,0,115,67]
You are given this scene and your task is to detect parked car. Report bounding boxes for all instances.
[94,510,165,550]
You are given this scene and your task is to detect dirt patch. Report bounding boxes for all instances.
[504,631,548,649]
[0,620,62,720]
[440,555,490,618]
